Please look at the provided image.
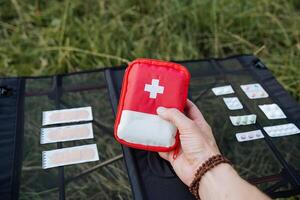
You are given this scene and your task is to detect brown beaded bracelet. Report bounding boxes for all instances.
[188,155,231,200]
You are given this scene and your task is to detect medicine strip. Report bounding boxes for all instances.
[42,106,93,126]
[240,83,269,99]
[40,123,94,144]
[259,104,286,120]
[236,130,264,142]
[223,97,243,110]
[263,123,300,137]
[42,144,99,169]
[211,85,234,96]
[229,114,257,126]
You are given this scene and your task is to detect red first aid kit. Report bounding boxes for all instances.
[114,58,190,152]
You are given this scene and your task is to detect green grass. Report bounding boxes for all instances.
[1,0,300,199]
[0,0,299,100]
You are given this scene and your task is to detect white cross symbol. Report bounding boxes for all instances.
[144,79,164,99]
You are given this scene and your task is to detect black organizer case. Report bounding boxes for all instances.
[0,55,299,200]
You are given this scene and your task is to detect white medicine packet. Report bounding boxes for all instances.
[263,123,300,137]
[240,83,269,99]
[223,97,243,110]
[259,104,286,120]
[236,130,264,142]
[212,85,234,96]
[230,114,257,126]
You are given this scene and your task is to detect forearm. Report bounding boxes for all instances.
[198,164,270,200]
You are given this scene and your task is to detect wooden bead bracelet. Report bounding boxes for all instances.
[188,154,231,200]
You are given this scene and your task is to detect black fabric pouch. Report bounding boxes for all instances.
[0,54,299,200]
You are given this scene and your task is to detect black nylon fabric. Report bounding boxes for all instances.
[0,78,24,200]
[0,55,299,200]
[18,72,132,200]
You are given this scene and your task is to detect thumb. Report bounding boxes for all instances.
[156,107,196,134]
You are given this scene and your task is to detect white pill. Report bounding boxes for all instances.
[256,133,261,137]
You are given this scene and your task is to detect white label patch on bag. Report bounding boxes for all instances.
[230,114,257,126]
[240,83,269,99]
[263,123,300,137]
[42,144,99,169]
[259,104,287,119]
[223,97,243,110]
[40,123,94,144]
[236,130,264,142]
[42,106,93,125]
[117,110,177,147]
[212,85,234,96]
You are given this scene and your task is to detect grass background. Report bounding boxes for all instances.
[0,0,300,199]
[0,0,299,100]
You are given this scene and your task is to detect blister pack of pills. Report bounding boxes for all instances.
[263,123,300,137]
[223,97,243,110]
[259,104,287,120]
[212,85,234,96]
[235,130,264,142]
[240,83,269,99]
[230,114,257,126]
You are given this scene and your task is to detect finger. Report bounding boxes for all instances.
[156,107,195,133]
[186,100,205,121]
[186,99,208,127]
[158,152,170,162]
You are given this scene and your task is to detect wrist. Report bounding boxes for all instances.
[198,163,238,199]
[191,147,221,170]
[197,163,270,200]
[189,155,231,200]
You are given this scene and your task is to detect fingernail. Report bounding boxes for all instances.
[157,106,166,115]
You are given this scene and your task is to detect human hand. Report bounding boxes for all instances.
[156,99,220,186]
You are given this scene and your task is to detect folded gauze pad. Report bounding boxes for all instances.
[114,58,190,152]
